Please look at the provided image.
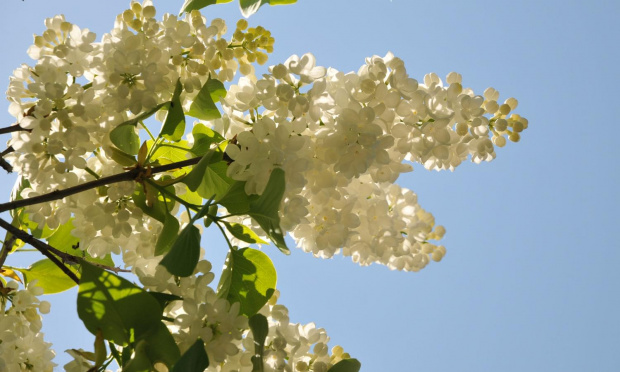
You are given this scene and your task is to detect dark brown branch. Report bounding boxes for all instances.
[0,155,202,213]
[0,146,15,173]
[0,125,30,135]
[0,234,16,269]
[0,146,14,157]
[0,158,12,174]
[0,217,80,284]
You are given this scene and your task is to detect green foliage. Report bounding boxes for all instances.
[77,263,162,346]
[110,123,140,155]
[249,313,268,372]
[191,124,225,156]
[180,0,232,14]
[109,102,167,155]
[171,339,210,372]
[217,181,251,214]
[240,0,297,17]
[218,247,276,317]
[155,213,180,256]
[224,222,268,245]
[77,264,181,369]
[327,359,362,372]
[18,258,79,294]
[147,292,182,310]
[160,79,186,142]
[247,168,289,254]
[182,150,221,193]
[159,224,202,277]
[187,77,226,120]
[132,185,174,223]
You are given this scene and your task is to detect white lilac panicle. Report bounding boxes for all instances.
[5,0,272,260]
[220,51,526,271]
[0,281,55,372]
[137,257,349,372]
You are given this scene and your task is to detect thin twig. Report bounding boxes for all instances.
[0,218,131,282]
[0,124,30,135]
[0,234,17,269]
[0,155,202,213]
[0,218,79,284]
[0,146,15,173]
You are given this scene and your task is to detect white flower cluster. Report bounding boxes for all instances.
[220,52,526,271]
[0,281,55,372]
[5,0,272,260]
[137,259,348,372]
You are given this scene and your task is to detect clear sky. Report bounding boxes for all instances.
[1,0,619,371]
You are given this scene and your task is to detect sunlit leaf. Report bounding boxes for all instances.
[224,222,268,245]
[195,162,234,200]
[191,124,225,156]
[110,124,140,155]
[180,0,233,14]
[187,77,226,120]
[19,259,79,294]
[225,248,276,316]
[77,263,162,346]
[0,268,22,283]
[240,0,296,17]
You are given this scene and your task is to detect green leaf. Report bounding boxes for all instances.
[19,258,79,294]
[110,124,140,156]
[149,141,192,165]
[46,219,114,267]
[248,168,289,254]
[180,0,233,14]
[226,248,276,317]
[109,102,167,155]
[249,313,268,372]
[187,77,226,120]
[171,339,209,372]
[216,252,233,299]
[160,79,186,142]
[217,181,251,214]
[155,213,180,256]
[327,359,362,372]
[140,321,181,368]
[148,292,182,311]
[106,146,137,166]
[182,151,219,192]
[195,162,234,200]
[240,0,296,17]
[224,222,268,245]
[191,124,225,156]
[123,340,152,372]
[159,224,201,277]
[132,186,172,223]
[77,263,162,346]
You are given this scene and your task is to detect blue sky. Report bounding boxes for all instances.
[1,0,619,371]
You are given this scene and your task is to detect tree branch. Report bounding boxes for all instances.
[0,155,202,213]
[0,146,15,173]
[0,217,80,284]
[0,124,30,135]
